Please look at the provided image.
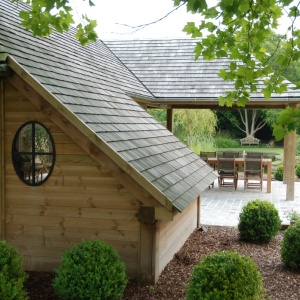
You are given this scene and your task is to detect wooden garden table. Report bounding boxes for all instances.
[207,157,272,193]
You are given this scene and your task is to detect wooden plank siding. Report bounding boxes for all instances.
[3,82,141,277]
[154,198,198,281]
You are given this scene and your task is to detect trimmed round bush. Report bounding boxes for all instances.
[238,199,281,243]
[53,239,128,300]
[0,241,28,300]
[295,164,300,178]
[274,165,284,181]
[186,251,265,300]
[281,221,300,269]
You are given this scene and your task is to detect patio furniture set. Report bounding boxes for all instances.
[200,151,276,192]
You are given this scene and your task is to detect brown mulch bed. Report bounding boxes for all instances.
[25,227,300,300]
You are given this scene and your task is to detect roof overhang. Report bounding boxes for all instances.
[130,94,300,110]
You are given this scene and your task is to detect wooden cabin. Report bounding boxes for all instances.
[0,0,217,283]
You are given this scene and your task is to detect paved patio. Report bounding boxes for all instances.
[200,178,300,227]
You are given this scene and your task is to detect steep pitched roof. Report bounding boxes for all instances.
[0,0,216,212]
[105,39,300,108]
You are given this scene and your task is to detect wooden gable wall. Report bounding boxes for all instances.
[154,198,198,281]
[2,80,141,277]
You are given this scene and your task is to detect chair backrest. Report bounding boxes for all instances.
[244,157,263,172]
[200,151,216,162]
[223,151,240,158]
[217,157,236,172]
[246,152,264,158]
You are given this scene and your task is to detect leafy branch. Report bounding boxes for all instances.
[174,0,300,140]
[14,0,98,45]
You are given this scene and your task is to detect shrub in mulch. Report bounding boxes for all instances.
[185,250,265,300]
[238,199,282,243]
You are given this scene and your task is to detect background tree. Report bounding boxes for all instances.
[148,109,216,151]
[218,109,267,139]
[263,32,300,85]
[147,109,167,127]
[216,110,243,138]
[173,109,217,147]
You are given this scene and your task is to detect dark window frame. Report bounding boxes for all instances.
[11,121,55,186]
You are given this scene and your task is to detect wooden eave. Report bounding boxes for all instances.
[6,56,174,212]
[131,96,300,110]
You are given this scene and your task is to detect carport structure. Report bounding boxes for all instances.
[106,38,300,200]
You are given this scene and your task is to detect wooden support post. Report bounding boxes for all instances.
[283,136,288,184]
[139,222,155,283]
[197,195,201,228]
[166,109,173,132]
[284,130,296,200]
[0,80,5,239]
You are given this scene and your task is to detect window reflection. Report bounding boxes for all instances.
[12,121,55,186]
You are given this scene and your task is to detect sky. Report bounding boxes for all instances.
[70,0,297,41]
[70,0,202,40]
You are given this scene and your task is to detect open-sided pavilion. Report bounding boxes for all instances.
[106,39,300,200]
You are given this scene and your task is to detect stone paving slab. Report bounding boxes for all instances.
[200,179,300,227]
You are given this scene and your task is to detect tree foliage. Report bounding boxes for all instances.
[173,0,300,140]
[174,109,217,146]
[147,109,167,127]
[263,32,300,85]
[15,0,98,45]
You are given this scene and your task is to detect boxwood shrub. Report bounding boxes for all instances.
[295,164,300,178]
[0,241,28,300]
[186,251,265,300]
[53,239,128,300]
[281,221,300,269]
[274,165,284,181]
[238,199,281,243]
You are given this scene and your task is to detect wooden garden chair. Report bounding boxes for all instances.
[217,157,238,190]
[244,157,264,191]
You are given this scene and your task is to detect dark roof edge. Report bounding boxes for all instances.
[128,92,300,109]
[129,93,300,102]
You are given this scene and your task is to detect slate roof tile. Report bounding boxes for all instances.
[105,39,299,100]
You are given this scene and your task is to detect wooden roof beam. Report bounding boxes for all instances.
[132,96,300,110]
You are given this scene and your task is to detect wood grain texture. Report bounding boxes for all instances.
[154,199,197,281]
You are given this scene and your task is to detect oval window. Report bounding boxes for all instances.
[12,121,55,186]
